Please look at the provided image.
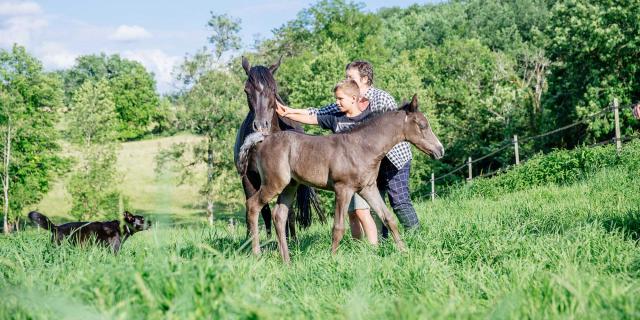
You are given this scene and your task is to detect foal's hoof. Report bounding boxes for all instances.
[397,241,407,252]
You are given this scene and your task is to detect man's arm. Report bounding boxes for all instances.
[308,103,340,116]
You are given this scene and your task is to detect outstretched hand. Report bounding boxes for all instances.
[276,101,289,116]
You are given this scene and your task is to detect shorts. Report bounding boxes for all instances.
[348,193,370,212]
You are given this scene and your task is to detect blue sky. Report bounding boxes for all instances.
[0,0,440,92]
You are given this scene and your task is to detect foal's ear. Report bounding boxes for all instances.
[242,56,251,75]
[401,94,419,113]
[269,56,282,74]
[409,94,419,113]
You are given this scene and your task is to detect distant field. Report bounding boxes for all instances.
[33,134,210,224]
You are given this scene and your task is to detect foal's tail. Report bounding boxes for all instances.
[28,211,56,231]
[294,185,325,228]
[237,132,266,175]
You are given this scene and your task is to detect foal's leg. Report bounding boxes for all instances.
[359,186,406,251]
[243,173,272,239]
[331,185,354,255]
[273,183,298,263]
[246,186,279,255]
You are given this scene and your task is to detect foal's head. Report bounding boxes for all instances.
[242,56,281,134]
[401,94,445,159]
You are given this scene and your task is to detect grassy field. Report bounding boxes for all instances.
[34,133,210,225]
[2,146,639,318]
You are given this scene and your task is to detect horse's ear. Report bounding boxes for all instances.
[242,56,251,75]
[269,56,282,74]
[409,94,419,113]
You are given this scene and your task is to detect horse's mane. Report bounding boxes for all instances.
[248,66,278,95]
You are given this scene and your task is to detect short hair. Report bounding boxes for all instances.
[346,60,374,86]
[333,79,360,97]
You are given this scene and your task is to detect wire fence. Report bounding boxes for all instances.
[428,98,639,200]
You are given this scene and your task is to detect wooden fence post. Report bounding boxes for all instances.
[467,156,472,181]
[513,134,520,165]
[613,98,622,155]
[431,173,435,202]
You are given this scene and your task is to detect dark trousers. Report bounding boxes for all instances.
[377,157,419,236]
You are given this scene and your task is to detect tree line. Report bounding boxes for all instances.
[1,0,639,229]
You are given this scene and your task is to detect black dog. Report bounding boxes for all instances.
[28,210,150,253]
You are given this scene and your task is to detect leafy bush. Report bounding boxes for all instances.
[450,140,640,199]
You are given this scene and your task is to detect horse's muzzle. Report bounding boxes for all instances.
[252,119,271,133]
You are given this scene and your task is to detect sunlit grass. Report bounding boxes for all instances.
[33,133,207,221]
[3,164,639,319]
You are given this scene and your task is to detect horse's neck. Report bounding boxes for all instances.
[348,112,405,157]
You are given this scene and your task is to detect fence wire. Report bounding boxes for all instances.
[431,103,631,183]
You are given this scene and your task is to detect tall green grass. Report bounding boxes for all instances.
[2,157,639,318]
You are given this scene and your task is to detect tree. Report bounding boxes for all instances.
[66,79,123,220]
[62,54,160,140]
[0,45,67,232]
[207,13,242,60]
[157,14,245,224]
[545,0,640,143]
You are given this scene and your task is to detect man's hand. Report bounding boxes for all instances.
[358,97,370,111]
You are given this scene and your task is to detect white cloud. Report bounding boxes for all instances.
[122,49,180,92]
[0,1,42,16]
[38,42,77,69]
[0,1,47,47]
[109,25,151,42]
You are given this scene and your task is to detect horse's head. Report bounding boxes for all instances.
[401,94,444,159]
[242,56,281,134]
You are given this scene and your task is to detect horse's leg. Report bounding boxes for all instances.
[273,183,297,263]
[331,185,354,255]
[287,200,297,242]
[358,186,406,251]
[261,205,272,238]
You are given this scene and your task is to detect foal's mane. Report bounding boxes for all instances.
[337,101,411,134]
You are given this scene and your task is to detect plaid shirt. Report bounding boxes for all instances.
[309,87,412,169]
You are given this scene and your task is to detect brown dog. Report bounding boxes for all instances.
[28,211,150,253]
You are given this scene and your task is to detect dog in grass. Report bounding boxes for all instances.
[28,210,150,253]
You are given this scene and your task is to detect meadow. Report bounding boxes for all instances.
[1,139,639,319]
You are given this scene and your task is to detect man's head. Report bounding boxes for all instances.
[333,80,360,113]
[345,61,373,94]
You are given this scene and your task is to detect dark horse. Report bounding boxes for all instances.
[239,94,444,262]
[233,56,323,239]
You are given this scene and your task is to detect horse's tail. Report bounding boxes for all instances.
[294,185,325,228]
[28,211,56,231]
[237,132,266,175]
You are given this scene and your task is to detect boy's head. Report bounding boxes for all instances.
[333,79,360,113]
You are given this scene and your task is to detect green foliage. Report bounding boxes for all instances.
[62,53,161,140]
[207,13,242,60]
[545,0,640,142]
[279,40,348,108]
[66,80,123,220]
[0,45,68,222]
[454,140,640,199]
[159,45,247,218]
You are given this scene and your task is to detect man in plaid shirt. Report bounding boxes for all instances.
[308,61,420,234]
